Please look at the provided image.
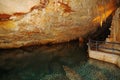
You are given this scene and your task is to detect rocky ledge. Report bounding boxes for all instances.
[0,0,118,48]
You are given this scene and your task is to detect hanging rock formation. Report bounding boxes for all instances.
[0,0,118,48]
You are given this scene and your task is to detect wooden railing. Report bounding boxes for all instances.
[88,39,120,54]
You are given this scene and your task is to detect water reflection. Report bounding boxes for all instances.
[0,41,119,80]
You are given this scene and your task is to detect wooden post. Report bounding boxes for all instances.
[96,41,98,51]
[112,43,114,53]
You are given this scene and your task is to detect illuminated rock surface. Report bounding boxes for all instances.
[107,7,120,42]
[0,0,117,48]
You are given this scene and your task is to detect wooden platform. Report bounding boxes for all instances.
[88,40,120,68]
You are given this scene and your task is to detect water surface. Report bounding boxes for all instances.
[0,41,120,80]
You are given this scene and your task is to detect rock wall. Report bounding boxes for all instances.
[107,7,120,42]
[0,0,118,48]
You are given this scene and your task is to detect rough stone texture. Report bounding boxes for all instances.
[0,0,40,15]
[106,7,120,42]
[0,0,117,48]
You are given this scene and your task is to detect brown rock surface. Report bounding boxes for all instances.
[0,0,117,48]
[107,7,120,42]
[0,0,40,15]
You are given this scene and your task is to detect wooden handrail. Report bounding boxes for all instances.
[88,39,120,53]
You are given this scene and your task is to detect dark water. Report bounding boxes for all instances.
[0,41,120,80]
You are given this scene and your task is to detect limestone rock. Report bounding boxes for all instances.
[106,7,120,42]
[0,0,118,48]
[0,0,40,15]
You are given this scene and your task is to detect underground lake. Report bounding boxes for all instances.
[0,41,120,80]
